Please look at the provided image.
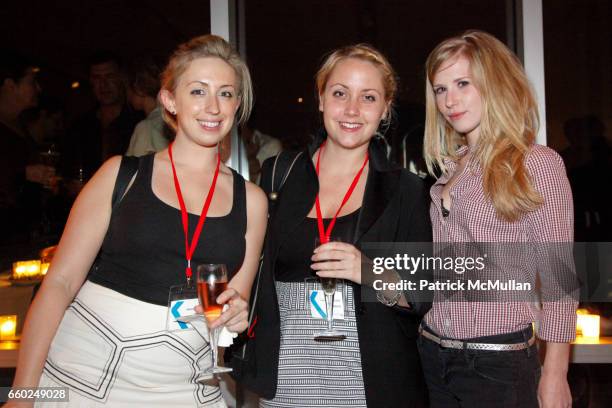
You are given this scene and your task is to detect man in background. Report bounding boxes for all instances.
[0,51,53,246]
[61,52,142,189]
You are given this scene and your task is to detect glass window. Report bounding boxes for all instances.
[543,0,611,241]
[0,1,211,256]
[244,0,511,172]
[2,1,211,105]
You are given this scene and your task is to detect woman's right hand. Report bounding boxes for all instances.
[311,241,364,284]
[195,288,249,332]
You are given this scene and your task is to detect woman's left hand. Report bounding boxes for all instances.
[311,241,362,284]
[538,370,572,408]
[194,287,249,332]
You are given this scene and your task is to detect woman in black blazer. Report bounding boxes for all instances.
[236,44,431,407]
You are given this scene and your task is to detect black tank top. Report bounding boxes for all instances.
[275,210,359,282]
[88,154,247,305]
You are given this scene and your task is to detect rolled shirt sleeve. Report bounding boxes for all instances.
[525,145,578,342]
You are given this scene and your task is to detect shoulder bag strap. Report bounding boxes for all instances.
[239,151,303,358]
[269,151,303,202]
[111,155,139,210]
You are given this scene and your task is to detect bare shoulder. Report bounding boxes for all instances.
[93,155,123,184]
[78,155,122,195]
[245,180,268,213]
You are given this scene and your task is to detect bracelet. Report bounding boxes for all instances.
[376,289,402,307]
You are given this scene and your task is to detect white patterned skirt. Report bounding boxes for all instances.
[36,281,226,407]
[259,281,367,408]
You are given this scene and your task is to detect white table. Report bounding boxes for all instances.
[0,340,19,368]
[0,273,36,369]
[571,336,612,364]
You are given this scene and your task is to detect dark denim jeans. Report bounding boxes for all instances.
[417,324,541,408]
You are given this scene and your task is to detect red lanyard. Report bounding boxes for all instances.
[315,141,369,244]
[168,142,221,283]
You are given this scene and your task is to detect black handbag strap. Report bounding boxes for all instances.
[88,156,139,277]
[111,155,139,210]
[236,151,303,359]
[267,151,303,204]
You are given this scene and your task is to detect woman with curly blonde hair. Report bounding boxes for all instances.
[420,30,576,408]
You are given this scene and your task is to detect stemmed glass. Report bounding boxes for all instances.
[313,237,346,341]
[197,263,232,375]
[39,144,59,190]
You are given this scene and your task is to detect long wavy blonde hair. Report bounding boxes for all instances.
[423,30,542,222]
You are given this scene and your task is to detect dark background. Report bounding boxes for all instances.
[2,0,609,151]
[0,1,610,405]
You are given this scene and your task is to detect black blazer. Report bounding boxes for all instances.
[239,136,432,407]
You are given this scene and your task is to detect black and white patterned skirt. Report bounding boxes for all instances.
[259,281,367,408]
[36,281,225,407]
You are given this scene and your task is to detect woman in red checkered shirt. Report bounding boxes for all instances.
[420,30,577,408]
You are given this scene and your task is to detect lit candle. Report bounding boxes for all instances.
[580,315,600,339]
[576,308,589,335]
[41,262,50,275]
[0,315,17,341]
[12,260,41,279]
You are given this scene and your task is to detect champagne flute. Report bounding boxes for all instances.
[197,263,233,375]
[313,237,346,341]
[39,144,59,190]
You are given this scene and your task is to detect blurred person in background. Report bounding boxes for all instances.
[22,96,65,149]
[125,57,171,157]
[20,97,71,240]
[240,106,282,182]
[60,52,142,192]
[561,116,611,242]
[0,51,54,246]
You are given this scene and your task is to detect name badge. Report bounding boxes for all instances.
[166,284,199,332]
[309,290,345,320]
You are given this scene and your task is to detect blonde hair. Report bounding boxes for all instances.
[423,30,542,222]
[316,44,397,122]
[160,35,253,131]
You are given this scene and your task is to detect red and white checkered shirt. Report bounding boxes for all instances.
[424,144,578,342]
